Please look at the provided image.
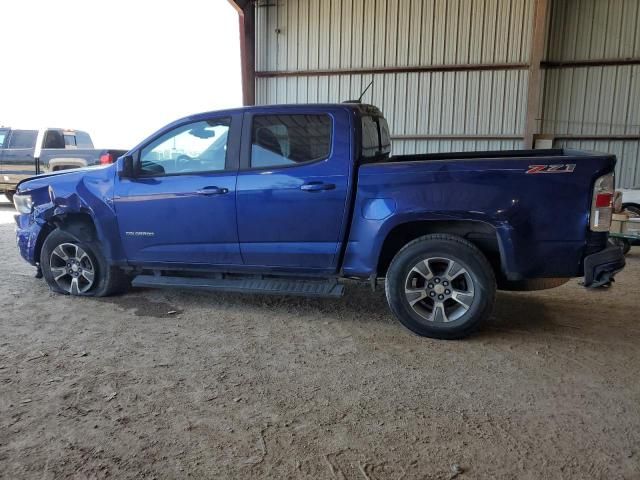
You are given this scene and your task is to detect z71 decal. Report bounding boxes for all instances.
[526,164,576,174]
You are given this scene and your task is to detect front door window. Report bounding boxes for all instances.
[139,119,230,176]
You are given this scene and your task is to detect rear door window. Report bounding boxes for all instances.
[64,134,77,147]
[8,130,38,149]
[250,114,332,168]
[0,129,8,148]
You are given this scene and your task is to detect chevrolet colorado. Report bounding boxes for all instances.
[13,104,625,339]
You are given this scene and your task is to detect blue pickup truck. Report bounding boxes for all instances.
[13,103,624,339]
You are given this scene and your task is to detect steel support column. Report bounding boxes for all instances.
[228,0,255,106]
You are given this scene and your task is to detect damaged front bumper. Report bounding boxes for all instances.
[15,213,43,266]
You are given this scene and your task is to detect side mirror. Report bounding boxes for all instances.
[119,155,135,178]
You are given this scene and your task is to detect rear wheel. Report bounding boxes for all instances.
[622,203,640,216]
[385,234,496,339]
[611,237,631,255]
[41,229,129,297]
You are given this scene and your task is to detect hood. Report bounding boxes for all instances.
[16,164,113,194]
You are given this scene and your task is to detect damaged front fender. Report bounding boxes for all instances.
[14,165,126,266]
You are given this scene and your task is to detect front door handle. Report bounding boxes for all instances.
[196,186,229,195]
[300,182,336,192]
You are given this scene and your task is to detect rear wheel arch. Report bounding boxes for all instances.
[377,219,504,278]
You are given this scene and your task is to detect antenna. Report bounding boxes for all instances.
[358,80,374,102]
[343,80,374,104]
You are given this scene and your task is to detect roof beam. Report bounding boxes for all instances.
[227,0,251,12]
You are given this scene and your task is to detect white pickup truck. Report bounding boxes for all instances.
[0,127,126,202]
[620,189,640,210]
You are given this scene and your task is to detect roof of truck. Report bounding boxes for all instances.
[125,103,385,154]
[183,102,384,119]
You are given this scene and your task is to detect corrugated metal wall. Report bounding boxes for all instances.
[255,0,535,154]
[542,0,640,188]
[253,0,640,187]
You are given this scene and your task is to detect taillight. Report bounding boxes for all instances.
[595,192,613,208]
[99,153,114,165]
[590,172,614,231]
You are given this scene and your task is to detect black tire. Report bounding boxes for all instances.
[611,237,631,255]
[4,191,14,204]
[622,203,640,216]
[385,234,496,339]
[40,228,129,297]
[621,204,640,246]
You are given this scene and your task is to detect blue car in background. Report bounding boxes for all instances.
[12,103,624,339]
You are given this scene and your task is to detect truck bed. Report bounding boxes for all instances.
[388,148,596,163]
[345,148,616,280]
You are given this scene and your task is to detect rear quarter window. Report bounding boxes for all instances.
[361,116,379,158]
[75,131,94,148]
[361,115,391,161]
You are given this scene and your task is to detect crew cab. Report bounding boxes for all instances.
[0,127,126,202]
[12,104,625,339]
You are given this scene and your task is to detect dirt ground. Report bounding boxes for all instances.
[0,199,639,480]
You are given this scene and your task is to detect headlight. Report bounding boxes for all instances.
[13,194,34,214]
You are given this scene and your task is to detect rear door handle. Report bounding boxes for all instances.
[300,182,336,192]
[196,186,229,195]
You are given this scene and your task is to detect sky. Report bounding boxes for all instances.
[0,0,242,149]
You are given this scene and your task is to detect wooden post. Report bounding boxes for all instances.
[523,0,550,149]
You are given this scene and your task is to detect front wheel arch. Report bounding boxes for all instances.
[34,213,96,266]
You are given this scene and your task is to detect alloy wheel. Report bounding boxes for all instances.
[49,243,96,294]
[404,257,475,323]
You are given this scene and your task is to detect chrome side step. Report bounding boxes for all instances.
[131,274,345,298]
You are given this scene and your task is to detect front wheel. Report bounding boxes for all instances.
[41,228,129,297]
[385,234,496,339]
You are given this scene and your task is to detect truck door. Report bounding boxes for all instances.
[236,109,352,272]
[3,129,38,186]
[113,114,242,266]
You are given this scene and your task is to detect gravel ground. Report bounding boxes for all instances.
[1,199,639,479]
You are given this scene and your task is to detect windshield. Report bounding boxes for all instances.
[0,129,8,148]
